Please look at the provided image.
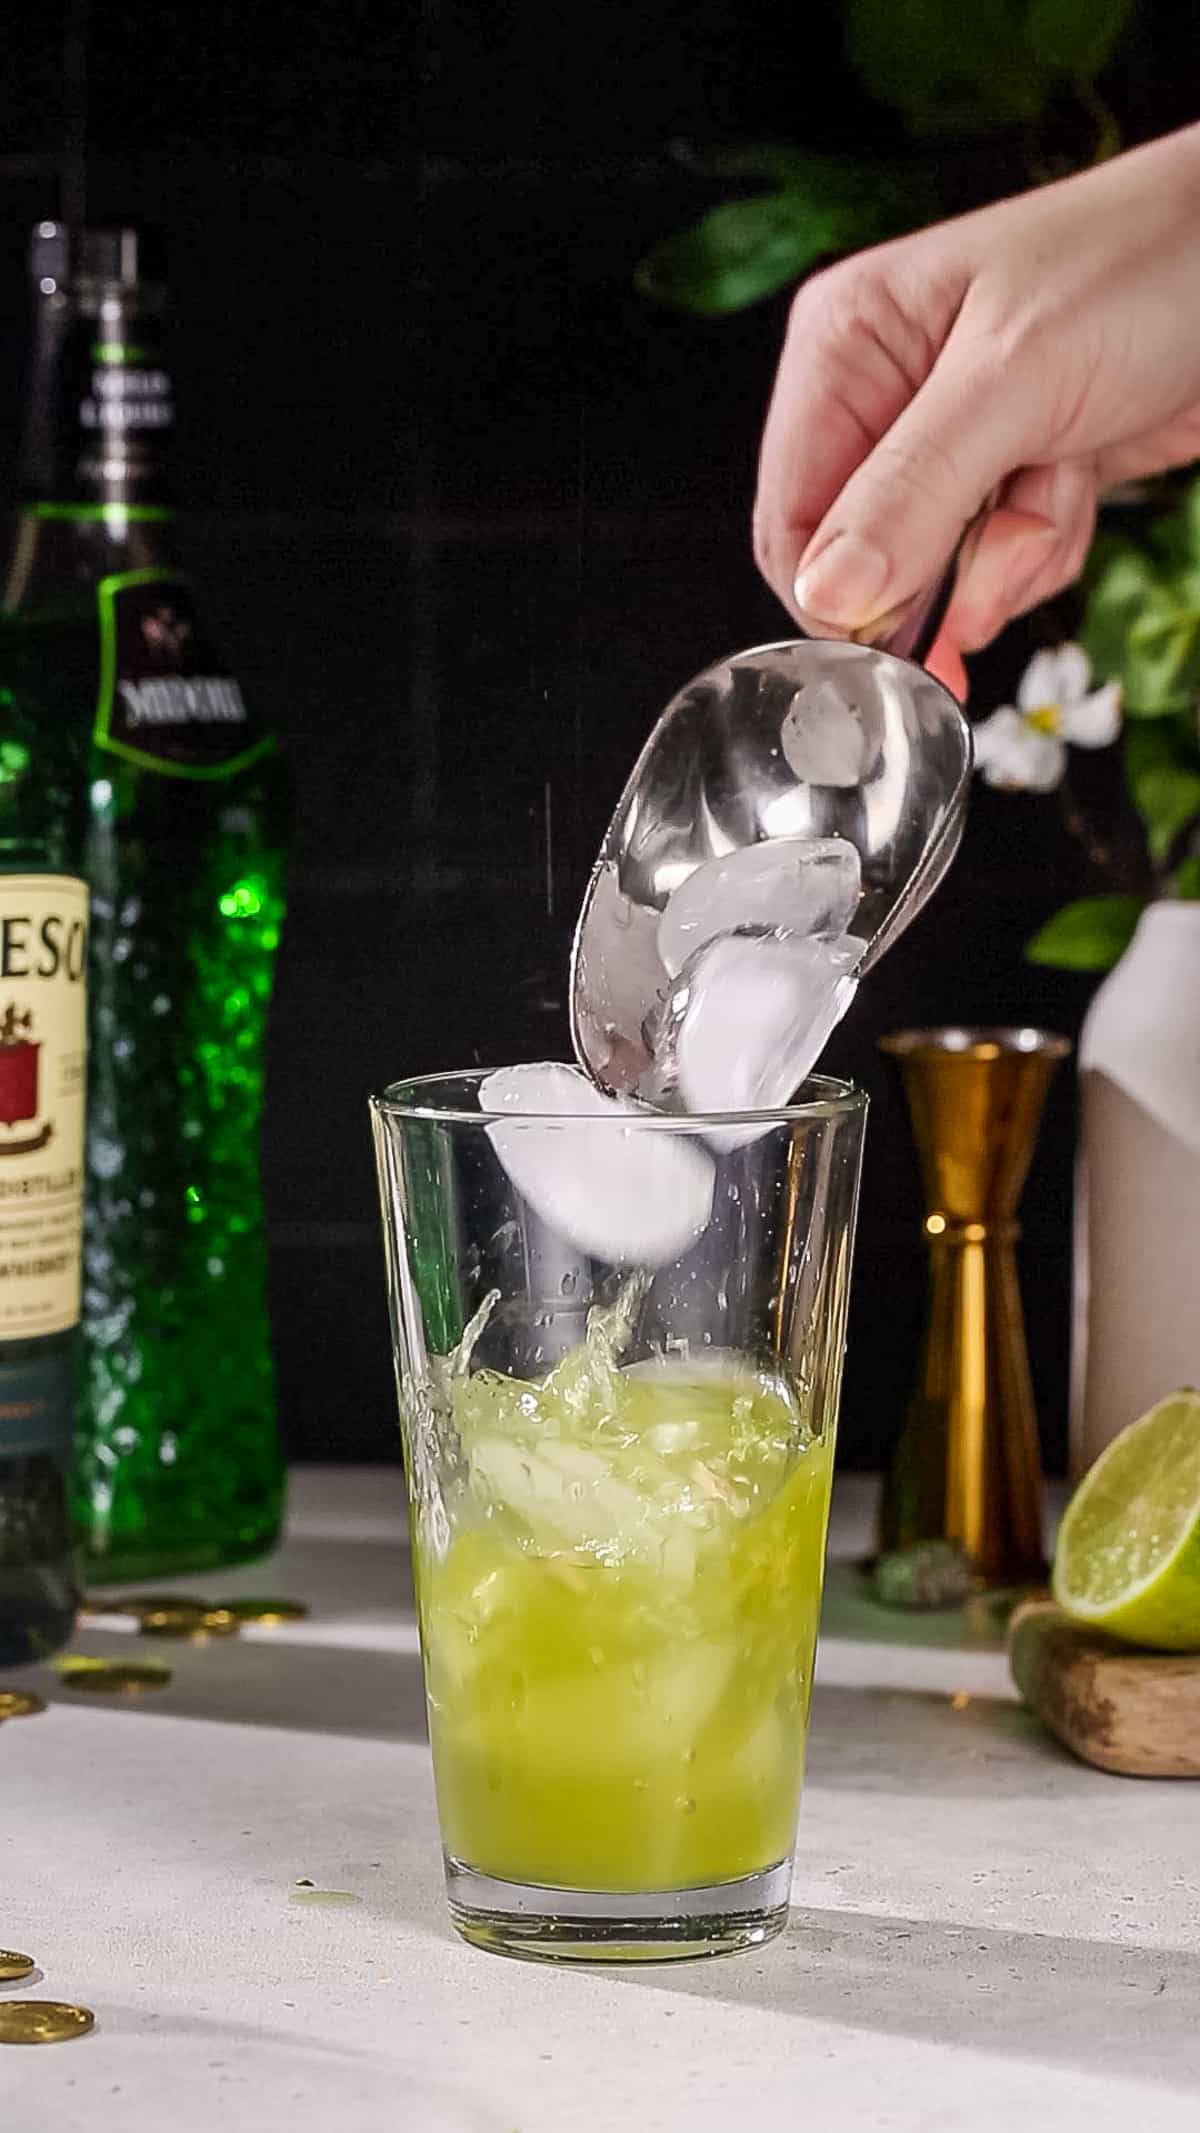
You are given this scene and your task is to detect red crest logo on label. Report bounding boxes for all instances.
[0,1003,49,1150]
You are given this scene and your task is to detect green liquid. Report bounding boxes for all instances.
[78,756,287,1576]
[415,1336,835,1893]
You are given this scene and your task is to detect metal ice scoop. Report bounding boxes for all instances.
[570,630,973,1099]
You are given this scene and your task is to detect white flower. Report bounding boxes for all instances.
[972,644,1122,793]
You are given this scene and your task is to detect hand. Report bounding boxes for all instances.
[753,125,1200,693]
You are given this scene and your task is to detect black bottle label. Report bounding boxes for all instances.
[94,568,274,780]
[66,319,174,495]
[23,294,176,508]
[0,1350,76,1461]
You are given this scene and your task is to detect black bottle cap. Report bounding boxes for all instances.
[29,219,69,288]
[29,221,167,290]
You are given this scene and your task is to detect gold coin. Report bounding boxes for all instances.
[138,1603,240,1640]
[0,1691,45,1721]
[80,1591,207,1619]
[222,1596,309,1625]
[0,2001,94,2045]
[137,1604,207,1636]
[196,1608,239,1638]
[58,1659,171,1694]
[0,1952,34,1981]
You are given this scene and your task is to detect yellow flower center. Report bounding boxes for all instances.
[1024,702,1062,737]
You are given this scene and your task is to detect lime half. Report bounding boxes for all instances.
[1053,1388,1200,1650]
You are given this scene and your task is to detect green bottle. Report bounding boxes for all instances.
[1,223,287,1581]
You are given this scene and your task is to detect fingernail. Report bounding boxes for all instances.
[793,533,891,628]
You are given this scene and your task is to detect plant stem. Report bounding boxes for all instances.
[1128,606,1200,646]
[1057,773,1146,896]
[1075,79,1122,165]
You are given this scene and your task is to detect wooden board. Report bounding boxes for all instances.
[1008,1598,1200,1778]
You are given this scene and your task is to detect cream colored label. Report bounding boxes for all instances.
[0,876,88,1338]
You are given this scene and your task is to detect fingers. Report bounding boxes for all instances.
[943,463,1097,650]
[756,126,1200,641]
[941,508,1057,649]
[929,460,1096,690]
[789,309,1060,638]
[924,631,969,701]
[752,255,961,623]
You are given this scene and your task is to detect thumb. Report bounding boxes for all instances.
[791,336,1039,635]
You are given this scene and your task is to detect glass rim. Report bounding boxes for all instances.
[879,1024,1070,1063]
[370,1065,867,1130]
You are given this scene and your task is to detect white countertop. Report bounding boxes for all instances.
[4,1468,1199,2133]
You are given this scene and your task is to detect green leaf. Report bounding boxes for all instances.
[1079,546,1159,685]
[683,144,941,221]
[846,0,1054,137]
[1124,721,1200,862]
[636,178,902,316]
[1180,474,1200,555]
[1026,894,1144,970]
[1024,0,1135,75]
[1123,593,1200,717]
[846,0,1132,137]
[1148,471,1200,574]
[1173,855,1200,900]
[1081,539,1200,716]
[1079,476,1200,715]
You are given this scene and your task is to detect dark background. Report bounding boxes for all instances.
[2,2,1192,1473]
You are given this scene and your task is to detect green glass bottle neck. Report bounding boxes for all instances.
[3,505,180,618]
[7,261,185,616]
[19,274,175,514]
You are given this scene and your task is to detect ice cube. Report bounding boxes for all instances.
[467,1434,643,1549]
[669,931,865,1124]
[571,861,666,1094]
[657,836,861,978]
[480,1062,715,1267]
[465,1425,697,1569]
[482,1061,618,1117]
[779,679,870,787]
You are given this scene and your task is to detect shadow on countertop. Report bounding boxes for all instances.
[616,1904,1200,2091]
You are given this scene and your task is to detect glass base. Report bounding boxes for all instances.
[79,1510,283,1585]
[0,1589,76,1669]
[445,1855,792,1965]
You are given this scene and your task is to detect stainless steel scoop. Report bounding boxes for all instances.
[570,620,973,1097]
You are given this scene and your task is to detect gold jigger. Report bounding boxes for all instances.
[878,1027,1069,1587]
